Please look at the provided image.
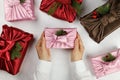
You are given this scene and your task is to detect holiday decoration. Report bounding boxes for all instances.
[96,3,110,15]
[80,0,120,43]
[44,28,77,48]
[91,49,120,78]
[11,42,22,60]
[20,0,25,3]
[92,3,110,19]
[4,0,36,22]
[40,0,83,22]
[0,25,33,75]
[102,53,116,62]
[55,29,68,36]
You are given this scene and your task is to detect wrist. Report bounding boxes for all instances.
[71,57,82,62]
[39,57,51,62]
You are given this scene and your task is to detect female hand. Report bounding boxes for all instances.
[71,33,84,62]
[36,32,51,61]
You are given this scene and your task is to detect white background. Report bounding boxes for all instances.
[0,0,120,80]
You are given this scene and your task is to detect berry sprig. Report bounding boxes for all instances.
[92,3,110,19]
[102,53,116,62]
[72,0,83,15]
[92,11,98,19]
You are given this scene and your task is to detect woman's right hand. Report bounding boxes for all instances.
[71,33,84,62]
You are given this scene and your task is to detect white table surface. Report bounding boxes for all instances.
[0,0,120,80]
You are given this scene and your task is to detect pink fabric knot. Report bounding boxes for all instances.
[57,36,67,43]
[53,34,67,43]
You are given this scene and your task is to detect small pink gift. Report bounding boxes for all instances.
[44,28,77,48]
[91,49,120,78]
[4,0,36,22]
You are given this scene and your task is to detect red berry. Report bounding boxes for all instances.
[93,11,97,15]
[105,55,109,58]
[92,15,97,19]
[79,0,83,3]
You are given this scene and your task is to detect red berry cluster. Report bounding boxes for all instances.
[92,11,98,19]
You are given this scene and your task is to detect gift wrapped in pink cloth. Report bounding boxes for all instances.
[44,28,77,48]
[4,0,36,22]
[91,49,120,78]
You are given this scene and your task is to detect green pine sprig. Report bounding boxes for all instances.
[102,53,116,62]
[55,30,68,36]
[72,0,82,15]
[11,42,22,60]
[96,3,110,15]
[48,2,61,15]
[20,0,25,3]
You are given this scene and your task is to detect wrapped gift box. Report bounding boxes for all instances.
[4,0,36,22]
[44,28,77,48]
[91,49,120,78]
[0,25,33,75]
[40,0,82,22]
[80,0,120,43]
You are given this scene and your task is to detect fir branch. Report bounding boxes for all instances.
[72,0,82,15]
[20,0,25,3]
[48,2,61,15]
[102,53,116,62]
[11,42,22,60]
[96,3,110,15]
[55,30,67,36]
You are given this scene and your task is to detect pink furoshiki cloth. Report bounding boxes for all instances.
[91,49,120,78]
[44,28,77,48]
[4,0,36,22]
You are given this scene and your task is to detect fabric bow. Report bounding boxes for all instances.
[0,25,33,75]
[91,49,120,78]
[5,0,35,21]
[80,0,120,43]
[49,34,73,48]
[0,39,15,74]
[45,28,77,48]
[40,0,82,22]
[100,10,118,27]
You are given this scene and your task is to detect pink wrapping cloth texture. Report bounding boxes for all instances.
[44,28,77,48]
[4,0,36,22]
[91,49,120,78]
